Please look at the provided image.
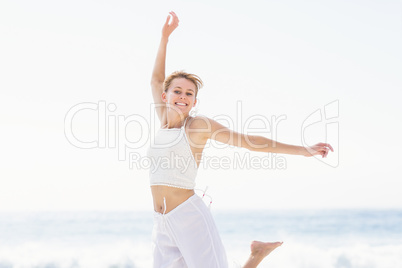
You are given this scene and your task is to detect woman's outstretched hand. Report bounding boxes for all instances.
[162,11,179,40]
[304,143,334,158]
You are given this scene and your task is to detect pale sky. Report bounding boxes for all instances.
[1,0,401,211]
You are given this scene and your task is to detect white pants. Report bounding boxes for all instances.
[152,194,228,268]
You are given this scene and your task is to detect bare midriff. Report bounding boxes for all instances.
[151,185,195,214]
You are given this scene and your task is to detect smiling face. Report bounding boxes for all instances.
[162,77,197,114]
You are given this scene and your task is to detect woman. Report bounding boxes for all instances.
[147,11,333,268]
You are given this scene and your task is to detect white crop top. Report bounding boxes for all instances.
[147,116,198,189]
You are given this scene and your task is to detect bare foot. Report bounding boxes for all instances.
[243,241,283,268]
[251,240,283,258]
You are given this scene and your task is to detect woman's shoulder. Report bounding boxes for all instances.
[187,115,213,129]
[187,115,223,138]
[186,115,214,141]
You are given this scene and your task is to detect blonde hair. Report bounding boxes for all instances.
[163,71,203,97]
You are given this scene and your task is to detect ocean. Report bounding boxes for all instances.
[0,208,401,268]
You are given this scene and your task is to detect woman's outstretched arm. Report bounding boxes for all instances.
[197,116,333,158]
[150,11,179,121]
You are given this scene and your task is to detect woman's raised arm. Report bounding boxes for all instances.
[150,11,179,122]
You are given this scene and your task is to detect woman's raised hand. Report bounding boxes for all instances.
[304,143,334,158]
[162,11,179,40]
